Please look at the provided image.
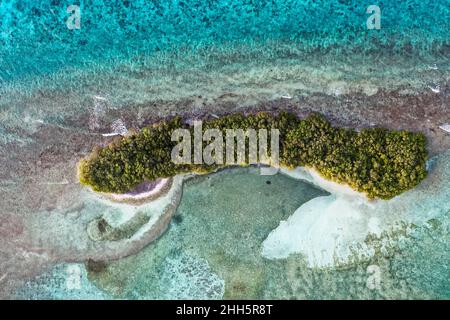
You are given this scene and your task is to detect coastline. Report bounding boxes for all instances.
[1,0,449,300]
[14,158,450,298]
[100,178,173,206]
[79,160,439,270]
[280,166,370,199]
[85,174,185,244]
[262,153,450,267]
[84,169,233,242]
[0,54,449,298]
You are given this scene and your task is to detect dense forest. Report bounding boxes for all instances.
[78,112,428,200]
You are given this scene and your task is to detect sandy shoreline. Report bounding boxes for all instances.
[0,79,449,298]
[262,153,450,268]
[100,178,173,206]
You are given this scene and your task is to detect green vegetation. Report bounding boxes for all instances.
[78,112,428,199]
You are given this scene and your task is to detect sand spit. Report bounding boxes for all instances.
[100,178,173,206]
[262,155,450,267]
[82,174,185,247]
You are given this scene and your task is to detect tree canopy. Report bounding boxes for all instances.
[78,112,428,200]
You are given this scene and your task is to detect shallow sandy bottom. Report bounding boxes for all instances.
[16,167,328,299]
[0,48,449,298]
[14,165,450,299]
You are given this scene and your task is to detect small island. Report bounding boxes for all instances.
[78,112,428,200]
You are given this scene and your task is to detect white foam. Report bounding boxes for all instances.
[429,85,441,93]
[439,124,450,133]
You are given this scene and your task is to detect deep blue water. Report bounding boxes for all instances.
[1,0,449,81]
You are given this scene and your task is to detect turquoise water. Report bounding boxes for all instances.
[83,168,326,299]
[3,0,450,300]
[1,0,449,82]
[16,168,450,299]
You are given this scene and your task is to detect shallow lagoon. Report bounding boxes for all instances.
[16,167,449,299]
[86,167,327,299]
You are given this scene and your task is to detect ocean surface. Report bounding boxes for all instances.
[1,0,449,299]
[1,0,449,81]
